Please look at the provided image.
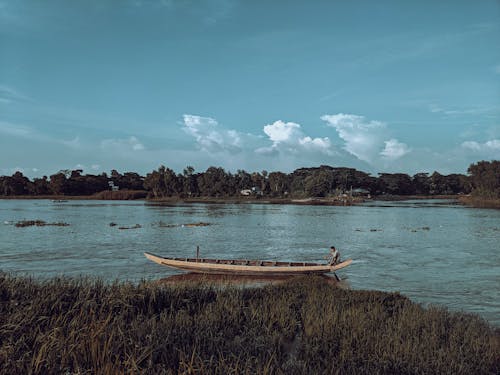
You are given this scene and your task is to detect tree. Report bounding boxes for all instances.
[268,172,289,197]
[49,173,69,195]
[144,166,180,198]
[377,173,415,195]
[197,167,232,197]
[304,170,333,197]
[33,176,51,195]
[467,160,500,198]
[413,173,430,195]
[0,172,32,195]
[181,166,199,197]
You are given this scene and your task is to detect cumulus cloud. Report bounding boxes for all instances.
[321,113,386,162]
[100,136,144,152]
[182,114,242,154]
[380,139,411,160]
[257,120,332,155]
[321,113,410,163]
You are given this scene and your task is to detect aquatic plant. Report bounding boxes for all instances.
[14,220,70,227]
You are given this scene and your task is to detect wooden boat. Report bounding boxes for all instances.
[144,252,352,276]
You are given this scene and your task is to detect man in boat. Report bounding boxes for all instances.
[326,246,340,265]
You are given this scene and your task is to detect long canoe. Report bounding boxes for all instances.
[144,252,352,276]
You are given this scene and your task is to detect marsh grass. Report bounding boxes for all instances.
[0,275,498,374]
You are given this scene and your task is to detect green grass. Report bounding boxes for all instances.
[0,275,498,374]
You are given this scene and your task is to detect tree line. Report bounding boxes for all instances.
[0,161,498,198]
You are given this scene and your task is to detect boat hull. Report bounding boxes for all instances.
[144,252,352,276]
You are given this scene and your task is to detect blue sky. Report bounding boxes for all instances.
[1,0,499,178]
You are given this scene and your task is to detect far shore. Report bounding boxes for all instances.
[1,193,499,208]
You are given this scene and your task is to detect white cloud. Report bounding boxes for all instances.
[321,113,411,163]
[321,113,386,163]
[182,114,242,154]
[380,139,411,160]
[428,103,492,116]
[259,120,332,155]
[61,136,81,149]
[461,139,500,153]
[0,121,32,137]
[100,136,145,152]
[263,120,302,143]
[0,121,84,150]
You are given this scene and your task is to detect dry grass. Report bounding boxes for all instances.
[0,275,498,374]
[458,195,500,209]
[92,190,147,200]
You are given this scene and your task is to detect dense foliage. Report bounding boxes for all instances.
[3,161,496,198]
[467,160,500,198]
[0,275,498,374]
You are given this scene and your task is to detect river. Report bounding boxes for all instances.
[0,199,498,326]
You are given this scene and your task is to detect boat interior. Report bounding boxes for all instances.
[170,257,320,267]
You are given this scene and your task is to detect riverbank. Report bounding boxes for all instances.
[0,190,147,200]
[458,195,500,209]
[0,274,498,374]
[0,194,454,205]
[0,194,363,205]
[3,193,500,209]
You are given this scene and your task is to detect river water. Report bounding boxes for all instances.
[0,199,498,326]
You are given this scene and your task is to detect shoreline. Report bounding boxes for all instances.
[1,193,499,208]
[0,193,457,203]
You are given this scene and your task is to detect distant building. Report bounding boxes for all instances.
[108,181,119,191]
[352,188,370,198]
[240,187,263,196]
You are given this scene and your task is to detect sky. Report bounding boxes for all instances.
[1,0,499,178]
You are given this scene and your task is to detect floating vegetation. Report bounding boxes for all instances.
[408,226,432,232]
[14,220,70,228]
[0,275,498,373]
[118,224,142,230]
[155,221,211,228]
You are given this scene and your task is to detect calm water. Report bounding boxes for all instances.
[1,199,499,326]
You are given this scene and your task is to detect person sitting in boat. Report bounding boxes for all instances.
[326,246,340,265]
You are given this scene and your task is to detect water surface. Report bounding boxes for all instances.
[1,199,498,326]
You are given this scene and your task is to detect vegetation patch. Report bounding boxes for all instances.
[155,221,212,228]
[14,220,70,228]
[92,190,148,200]
[0,275,498,374]
[117,224,142,230]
